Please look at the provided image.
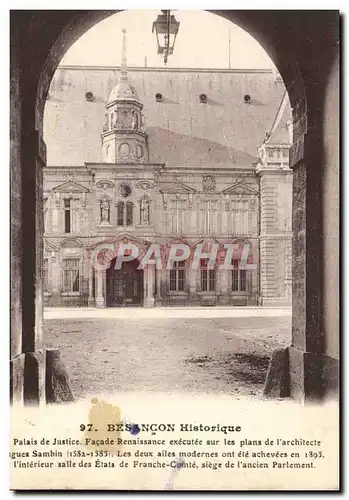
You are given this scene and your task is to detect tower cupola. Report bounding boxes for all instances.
[101,29,148,164]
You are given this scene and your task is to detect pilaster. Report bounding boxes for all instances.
[88,253,95,307]
[218,268,229,305]
[95,269,105,308]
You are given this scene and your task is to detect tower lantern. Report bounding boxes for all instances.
[101,29,148,164]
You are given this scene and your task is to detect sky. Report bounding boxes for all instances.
[60,10,276,70]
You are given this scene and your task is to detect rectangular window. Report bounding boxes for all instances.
[43,258,49,292]
[169,199,187,235]
[63,259,80,292]
[117,201,133,227]
[169,269,176,291]
[64,199,71,233]
[231,259,247,292]
[200,200,218,235]
[126,201,133,226]
[231,198,250,235]
[200,259,216,292]
[117,202,124,226]
[169,261,185,292]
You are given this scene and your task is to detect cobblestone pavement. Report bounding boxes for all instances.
[44,315,291,401]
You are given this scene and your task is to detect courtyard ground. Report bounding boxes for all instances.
[43,307,291,401]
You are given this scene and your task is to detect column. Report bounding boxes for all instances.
[88,254,94,307]
[95,269,105,308]
[250,240,259,305]
[218,268,229,305]
[51,251,60,299]
[143,269,147,306]
[144,266,155,308]
[189,267,196,301]
[11,97,46,404]
[155,267,162,305]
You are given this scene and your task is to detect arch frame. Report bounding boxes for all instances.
[10,9,340,404]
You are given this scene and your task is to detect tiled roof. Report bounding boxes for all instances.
[44,66,291,167]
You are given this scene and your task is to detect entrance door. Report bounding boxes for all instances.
[106,258,143,307]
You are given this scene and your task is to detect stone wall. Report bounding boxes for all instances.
[323,52,339,361]
[10,22,22,360]
[256,144,293,305]
[43,165,263,307]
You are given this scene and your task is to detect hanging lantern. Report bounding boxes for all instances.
[152,10,180,64]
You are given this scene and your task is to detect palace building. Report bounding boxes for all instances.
[43,31,292,308]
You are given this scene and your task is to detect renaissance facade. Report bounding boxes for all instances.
[43,35,292,308]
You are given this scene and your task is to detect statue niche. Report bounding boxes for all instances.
[112,110,118,129]
[100,197,111,225]
[140,196,150,225]
[131,109,139,130]
[120,110,131,130]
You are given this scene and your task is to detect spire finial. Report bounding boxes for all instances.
[121,28,127,81]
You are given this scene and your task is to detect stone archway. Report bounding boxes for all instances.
[106,258,144,308]
[10,10,339,404]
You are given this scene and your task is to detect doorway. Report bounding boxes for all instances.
[106,258,143,307]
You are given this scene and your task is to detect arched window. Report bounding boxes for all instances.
[117,201,133,227]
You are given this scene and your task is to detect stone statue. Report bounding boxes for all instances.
[131,109,138,130]
[100,197,110,223]
[113,110,118,129]
[140,197,150,225]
